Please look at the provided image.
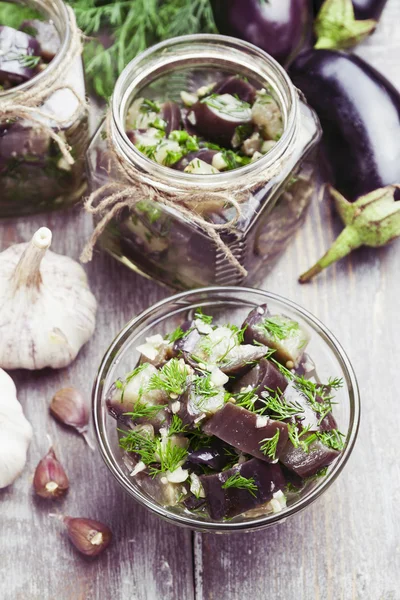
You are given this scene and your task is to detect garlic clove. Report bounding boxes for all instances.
[60,516,112,557]
[33,447,69,499]
[50,387,94,449]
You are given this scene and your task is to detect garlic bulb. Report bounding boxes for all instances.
[0,369,33,489]
[0,228,97,370]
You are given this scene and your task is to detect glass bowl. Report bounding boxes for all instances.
[92,287,360,532]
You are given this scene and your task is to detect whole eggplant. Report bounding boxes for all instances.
[290,49,400,200]
[211,0,312,66]
[313,0,388,20]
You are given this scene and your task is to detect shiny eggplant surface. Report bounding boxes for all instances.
[110,305,346,521]
[290,49,400,200]
[314,0,388,20]
[211,0,312,66]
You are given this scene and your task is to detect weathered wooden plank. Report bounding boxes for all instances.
[0,210,194,600]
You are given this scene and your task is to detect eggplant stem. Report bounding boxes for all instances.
[299,225,361,283]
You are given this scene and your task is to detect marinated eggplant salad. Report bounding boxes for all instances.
[107,305,345,521]
[125,75,283,174]
[0,7,60,90]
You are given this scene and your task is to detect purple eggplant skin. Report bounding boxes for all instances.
[203,402,288,462]
[213,76,257,104]
[280,438,340,478]
[173,149,217,172]
[290,50,400,201]
[161,101,181,136]
[211,0,312,66]
[200,458,286,520]
[0,26,41,86]
[232,357,289,398]
[313,0,388,20]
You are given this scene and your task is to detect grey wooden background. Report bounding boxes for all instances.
[1,3,400,599]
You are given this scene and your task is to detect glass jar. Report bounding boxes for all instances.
[93,287,360,532]
[86,35,321,289]
[0,0,89,216]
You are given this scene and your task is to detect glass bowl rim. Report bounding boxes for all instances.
[92,286,360,532]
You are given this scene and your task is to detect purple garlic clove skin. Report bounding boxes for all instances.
[21,20,60,62]
[280,439,340,478]
[62,516,112,558]
[161,101,182,135]
[232,357,288,397]
[213,75,257,104]
[173,149,218,172]
[200,458,286,520]
[0,26,41,86]
[188,93,252,146]
[33,447,69,499]
[203,403,288,462]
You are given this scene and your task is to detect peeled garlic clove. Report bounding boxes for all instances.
[61,516,112,557]
[33,447,69,499]
[50,388,94,449]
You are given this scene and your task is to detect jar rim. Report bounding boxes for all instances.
[0,0,71,98]
[111,34,299,188]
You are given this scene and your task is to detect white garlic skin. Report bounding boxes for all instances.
[0,228,97,370]
[0,369,33,488]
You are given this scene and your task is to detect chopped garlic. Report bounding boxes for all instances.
[255,415,270,429]
[269,490,287,513]
[187,111,197,126]
[250,151,263,162]
[257,306,265,315]
[196,83,216,97]
[180,91,198,106]
[212,152,228,171]
[166,466,189,483]
[130,461,147,477]
[170,401,181,414]
[190,473,206,498]
[136,334,165,360]
[184,158,219,175]
[210,366,229,387]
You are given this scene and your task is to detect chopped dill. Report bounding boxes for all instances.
[140,98,160,114]
[123,401,165,420]
[261,389,305,420]
[168,414,188,436]
[147,358,189,396]
[166,326,187,343]
[261,316,300,341]
[194,308,213,325]
[222,473,258,497]
[259,429,280,460]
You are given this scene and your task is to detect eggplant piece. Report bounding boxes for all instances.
[173,320,202,358]
[161,101,181,135]
[106,363,168,419]
[188,94,252,146]
[290,50,400,200]
[21,20,60,62]
[211,0,312,66]
[203,403,288,462]
[183,495,207,511]
[313,0,388,20]
[280,438,340,478]
[251,89,284,141]
[219,344,271,375]
[177,381,225,426]
[0,123,50,170]
[232,357,289,397]
[200,458,286,519]
[0,26,41,86]
[243,305,310,367]
[173,149,218,171]
[212,75,257,104]
[185,441,234,471]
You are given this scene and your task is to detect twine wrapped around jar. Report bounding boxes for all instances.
[0,6,86,166]
[81,111,294,277]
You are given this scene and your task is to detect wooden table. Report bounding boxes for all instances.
[1,3,399,598]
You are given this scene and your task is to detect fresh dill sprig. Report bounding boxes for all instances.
[222,473,258,497]
[18,54,41,69]
[226,323,248,344]
[116,363,149,401]
[194,307,213,325]
[317,429,346,451]
[123,401,165,420]
[70,0,217,99]
[259,429,280,460]
[261,317,300,341]
[168,414,188,436]
[166,326,186,343]
[193,373,219,399]
[147,358,189,396]
[119,428,158,465]
[234,388,259,412]
[187,429,214,452]
[140,98,160,114]
[262,389,305,421]
[287,424,345,453]
[287,423,313,452]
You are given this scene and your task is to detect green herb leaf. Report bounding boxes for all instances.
[261,316,300,341]
[259,429,280,460]
[222,473,258,497]
[123,401,165,420]
[147,358,189,396]
[194,308,213,325]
